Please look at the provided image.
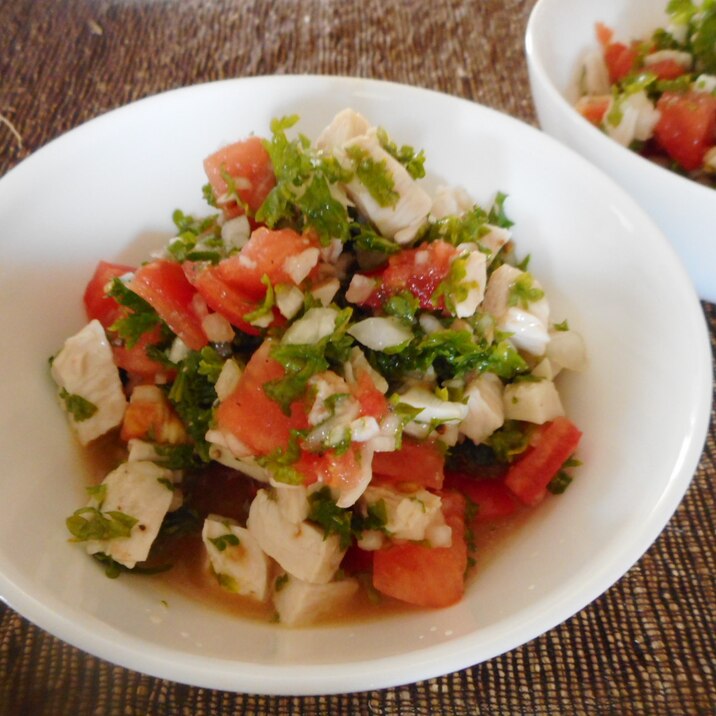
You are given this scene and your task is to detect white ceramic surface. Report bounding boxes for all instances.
[0,76,711,695]
[526,0,716,303]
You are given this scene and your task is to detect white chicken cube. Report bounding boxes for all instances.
[202,517,270,602]
[51,319,127,445]
[273,574,358,627]
[483,264,550,356]
[459,372,505,444]
[341,131,432,244]
[503,380,564,424]
[126,439,184,511]
[479,224,511,264]
[361,485,445,542]
[451,250,487,318]
[247,489,345,584]
[315,108,372,153]
[84,461,175,569]
[275,485,310,524]
[430,185,474,219]
[398,385,469,427]
[546,329,587,373]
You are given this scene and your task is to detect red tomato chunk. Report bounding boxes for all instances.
[655,91,716,172]
[372,491,467,608]
[129,260,208,351]
[504,417,582,507]
[203,136,276,219]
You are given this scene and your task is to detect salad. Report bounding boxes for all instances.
[51,109,585,627]
[575,1,716,185]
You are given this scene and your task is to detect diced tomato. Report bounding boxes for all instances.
[646,58,687,80]
[372,437,445,491]
[444,472,516,522]
[183,261,261,335]
[504,417,582,507]
[120,387,186,444]
[603,42,638,83]
[203,136,276,219]
[576,96,610,126]
[83,260,135,327]
[216,227,320,299]
[129,260,208,351]
[112,325,169,377]
[215,340,308,456]
[360,240,458,311]
[296,444,364,492]
[654,91,716,171]
[351,370,389,421]
[595,22,614,48]
[372,490,467,608]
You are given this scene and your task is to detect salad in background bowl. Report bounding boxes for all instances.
[0,76,710,694]
[526,0,716,303]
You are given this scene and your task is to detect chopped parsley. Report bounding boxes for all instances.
[244,274,276,324]
[256,430,304,485]
[66,506,137,542]
[107,278,168,348]
[307,486,353,549]
[345,145,399,208]
[263,308,354,414]
[508,272,544,309]
[59,388,97,422]
[256,115,350,244]
[166,349,220,462]
[209,532,241,551]
[486,421,531,463]
[376,127,426,180]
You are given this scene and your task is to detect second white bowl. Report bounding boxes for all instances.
[526,0,716,303]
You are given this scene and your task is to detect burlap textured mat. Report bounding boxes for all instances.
[1,1,713,713]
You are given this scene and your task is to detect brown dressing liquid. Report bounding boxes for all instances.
[83,433,530,626]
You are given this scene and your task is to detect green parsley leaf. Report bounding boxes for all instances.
[350,222,401,254]
[255,430,305,485]
[487,192,514,229]
[90,553,173,579]
[296,172,350,244]
[508,272,544,309]
[307,486,353,549]
[107,278,164,348]
[86,483,107,505]
[59,388,98,422]
[376,127,426,180]
[486,420,531,463]
[431,256,479,315]
[244,274,276,324]
[66,506,138,542]
[167,350,218,462]
[383,291,420,324]
[209,532,241,551]
[352,498,389,535]
[547,470,573,494]
[214,569,240,592]
[345,145,399,208]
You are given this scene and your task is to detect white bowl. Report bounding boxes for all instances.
[0,76,711,695]
[526,0,716,303]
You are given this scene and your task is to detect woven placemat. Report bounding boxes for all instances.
[1,1,714,713]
